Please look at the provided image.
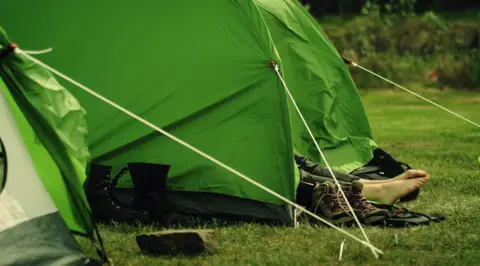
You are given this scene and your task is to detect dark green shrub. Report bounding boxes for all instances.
[321,10,480,89]
[436,51,480,90]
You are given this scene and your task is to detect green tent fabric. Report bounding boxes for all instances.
[255,0,378,173]
[0,0,298,215]
[0,77,90,265]
[1,0,378,221]
[0,29,93,235]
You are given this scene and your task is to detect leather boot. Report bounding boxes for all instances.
[84,164,149,223]
[128,162,170,217]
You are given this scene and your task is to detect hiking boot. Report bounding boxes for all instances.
[128,162,170,217]
[84,164,150,223]
[309,181,363,226]
[344,181,390,224]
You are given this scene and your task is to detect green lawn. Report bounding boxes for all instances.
[79,89,479,265]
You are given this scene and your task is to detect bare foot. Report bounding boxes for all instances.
[392,169,429,182]
[359,169,429,185]
[362,178,426,204]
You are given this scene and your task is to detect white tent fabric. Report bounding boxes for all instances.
[0,88,57,232]
[0,84,88,266]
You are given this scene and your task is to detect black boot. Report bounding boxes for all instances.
[84,164,150,224]
[128,162,170,217]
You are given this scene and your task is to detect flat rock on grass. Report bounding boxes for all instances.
[136,229,218,256]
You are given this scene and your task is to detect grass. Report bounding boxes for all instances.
[0,89,477,265]
[75,88,480,265]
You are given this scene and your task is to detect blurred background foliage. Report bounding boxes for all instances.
[298,0,480,89]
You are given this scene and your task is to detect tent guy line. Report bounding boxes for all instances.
[343,57,480,129]
[22,47,53,55]
[14,46,384,256]
[271,61,378,259]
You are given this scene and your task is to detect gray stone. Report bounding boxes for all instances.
[136,229,218,256]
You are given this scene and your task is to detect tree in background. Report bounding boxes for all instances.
[299,0,480,17]
[299,0,480,89]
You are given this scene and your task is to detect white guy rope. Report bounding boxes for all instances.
[14,48,383,255]
[272,62,379,259]
[350,61,480,129]
[22,47,53,55]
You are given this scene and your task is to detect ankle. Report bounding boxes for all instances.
[368,183,387,203]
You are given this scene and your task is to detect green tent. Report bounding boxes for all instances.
[0,0,377,222]
[0,32,100,264]
[256,0,378,173]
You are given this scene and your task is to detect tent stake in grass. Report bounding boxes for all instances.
[342,56,480,129]
[339,240,347,261]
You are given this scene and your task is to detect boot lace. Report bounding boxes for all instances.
[328,187,351,214]
[311,183,324,214]
[105,167,129,209]
[353,192,377,211]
